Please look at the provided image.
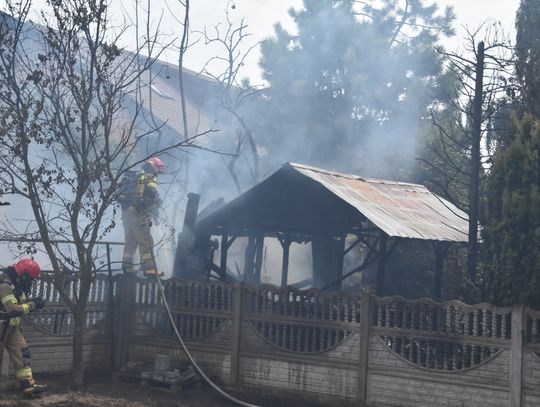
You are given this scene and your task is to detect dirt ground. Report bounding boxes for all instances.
[0,372,331,407]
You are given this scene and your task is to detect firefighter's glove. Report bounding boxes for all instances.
[33,297,46,310]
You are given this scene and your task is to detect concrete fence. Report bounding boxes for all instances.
[6,274,540,406]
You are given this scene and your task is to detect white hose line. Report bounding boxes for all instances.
[154,276,261,407]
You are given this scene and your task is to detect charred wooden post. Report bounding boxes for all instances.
[243,236,257,283]
[312,235,346,289]
[254,235,264,283]
[220,229,230,280]
[375,233,388,297]
[173,193,201,280]
[433,241,450,300]
[335,236,346,290]
[279,235,292,287]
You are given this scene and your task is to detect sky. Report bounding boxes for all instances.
[23,0,521,85]
[135,0,521,85]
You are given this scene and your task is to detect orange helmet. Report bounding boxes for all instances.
[13,259,41,280]
[146,156,165,174]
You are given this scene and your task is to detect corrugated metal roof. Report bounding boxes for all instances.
[288,163,468,242]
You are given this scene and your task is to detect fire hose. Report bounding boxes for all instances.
[147,223,260,407]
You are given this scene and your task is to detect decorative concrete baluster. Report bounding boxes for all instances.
[531,315,538,343]
[385,302,392,328]
[460,309,468,336]
[482,309,489,337]
[447,306,454,334]
[473,309,479,337]
[376,302,383,327]
[451,343,458,370]
[426,340,432,368]
[501,313,509,338]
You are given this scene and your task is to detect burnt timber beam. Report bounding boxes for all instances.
[279,235,292,288]
[376,232,388,297]
[433,241,451,300]
[254,235,264,283]
[220,231,237,281]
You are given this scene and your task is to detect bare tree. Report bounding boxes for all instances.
[0,0,205,387]
[198,1,261,193]
[421,23,515,289]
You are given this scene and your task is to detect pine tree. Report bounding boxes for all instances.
[256,0,455,178]
[516,0,540,118]
[483,114,540,307]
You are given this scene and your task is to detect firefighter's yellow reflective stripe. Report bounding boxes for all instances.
[138,180,145,196]
[16,367,32,379]
[22,303,30,315]
[1,294,17,305]
[141,253,153,261]
[9,317,21,326]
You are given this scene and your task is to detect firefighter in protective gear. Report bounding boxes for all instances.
[0,259,47,398]
[120,156,164,277]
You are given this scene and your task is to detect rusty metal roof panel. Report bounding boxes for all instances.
[289,163,469,242]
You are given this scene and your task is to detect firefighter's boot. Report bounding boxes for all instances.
[20,377,47,399]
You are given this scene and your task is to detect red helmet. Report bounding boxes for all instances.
[13,259,41,280]
[146,156,165,174]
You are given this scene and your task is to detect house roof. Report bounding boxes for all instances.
[0,12,227,141]
[197,162,469,242]
[128,59,224,138]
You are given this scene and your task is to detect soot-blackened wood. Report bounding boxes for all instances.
[279,236,292,288]
[433,241,450,301]
[173,193,201,280]
[243,236,256,283]
[220,229,229,281]
[467,41,484,283]
[375,233,388,297]
[254,235,264,283]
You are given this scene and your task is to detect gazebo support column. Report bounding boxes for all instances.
[433,241,450,301]
[376,233,388,297]
[220,229,233,280]
[312,235,346,289]
[334,236,346,290]
[243,236,256,283]
[279,235,292,288]
[254,235,264,283]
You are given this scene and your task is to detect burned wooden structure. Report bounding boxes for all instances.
[174,163,469,297]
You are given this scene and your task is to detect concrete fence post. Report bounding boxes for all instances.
[511,305,525,407]
[114,274,136,369]
[357,289,372,404]
[231,282,245,385]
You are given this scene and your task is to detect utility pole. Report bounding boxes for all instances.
[467,41,485,283]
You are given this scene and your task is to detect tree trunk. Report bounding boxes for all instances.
[71,306,86,388]
[71,272,90,388]
[467,41,485,283]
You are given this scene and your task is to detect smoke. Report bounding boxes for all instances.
[0,1,456,283]
[236,0,455,182]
